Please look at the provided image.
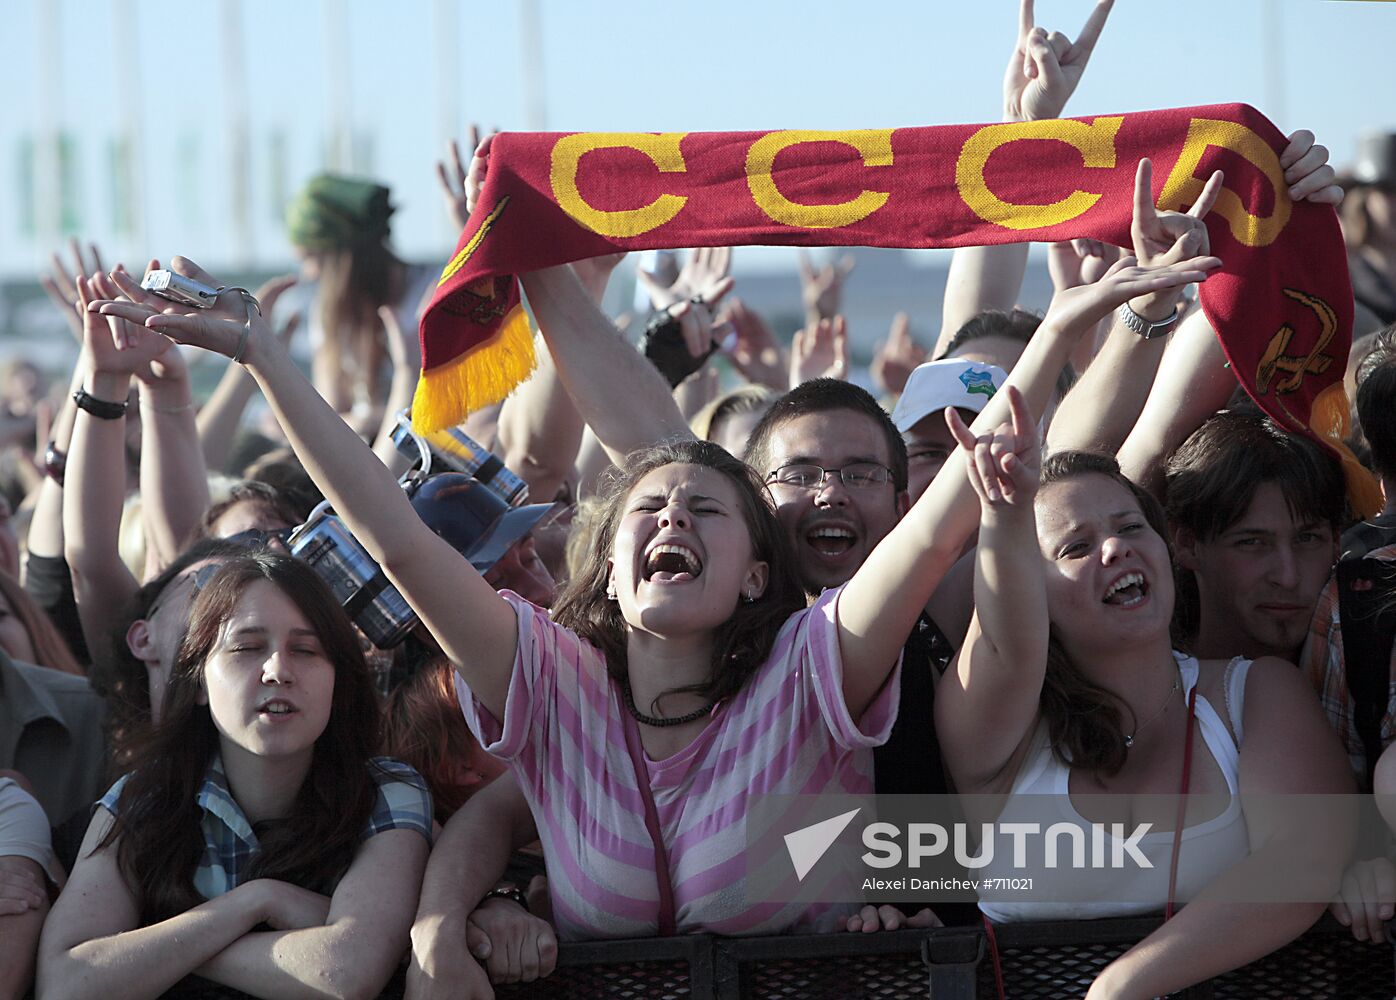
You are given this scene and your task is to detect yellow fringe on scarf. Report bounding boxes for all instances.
[410,304,536,435]
[1309,381,1384,519]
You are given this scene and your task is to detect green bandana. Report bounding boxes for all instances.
[286,174,394,251]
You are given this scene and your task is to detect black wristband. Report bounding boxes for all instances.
[482,886,529,912]
[43,443,66,485]
[72,389,129,420]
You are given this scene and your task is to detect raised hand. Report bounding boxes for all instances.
[464,134,494,218]
[637,247,734,312]
[1042,251,1221,346]
[1002,0,1113,123]
[77,270,173,379]
[720,297,787,390]
[798,250,855,326]
[571,251,629,303]
[870,312,926,396]
[1281,129,1343,204]
[438,126,494,231]
[1129,158,1223,320]
[1047,239,1118,293]
[40,238,105,340]
[946,384,1039,509]
[93,257,272,368]
[790,315,850,388]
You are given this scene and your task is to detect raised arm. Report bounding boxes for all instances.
[494,256,625,501]
[132,271,209,574]
[62,276,150,662]
[934,394,1049,790]
[1053,129,1341,463]
[464,135,695,465]
[521,265,695,464]
[1045,159,1222,456]
[198,275,298,473]
[94,259,518,719]
[936,0,1113,357]
[836,254,1217,720]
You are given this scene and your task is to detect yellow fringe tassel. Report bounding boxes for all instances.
[410,305,536,435]
[1309,382,1385,519]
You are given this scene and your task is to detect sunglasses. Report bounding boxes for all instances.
[225,526,295,550]
[147,562,225,619]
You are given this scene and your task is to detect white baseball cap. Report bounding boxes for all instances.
[890,359,1008,433]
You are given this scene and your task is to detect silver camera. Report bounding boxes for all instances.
[141,269,220,309]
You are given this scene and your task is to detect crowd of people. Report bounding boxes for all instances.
[5,2,1396,998]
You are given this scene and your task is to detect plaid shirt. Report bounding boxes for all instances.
[99,755,431,899]
[1300,543,1396,781]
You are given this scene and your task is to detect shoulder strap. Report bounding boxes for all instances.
[1336,556,1396,792]
[620,709,678,936]
[1222,657,1252,746]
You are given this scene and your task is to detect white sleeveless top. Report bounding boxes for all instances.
[978,652,1252,922]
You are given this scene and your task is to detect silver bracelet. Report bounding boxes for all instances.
[139,399,194,415]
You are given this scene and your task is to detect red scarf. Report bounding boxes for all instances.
[415,104,1378,515]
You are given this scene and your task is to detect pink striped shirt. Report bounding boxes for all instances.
[456,586,900,941]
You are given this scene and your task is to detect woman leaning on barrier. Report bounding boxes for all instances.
[934,424,1353,996]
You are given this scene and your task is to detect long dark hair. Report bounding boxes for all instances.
[1038,452,1174,777]
[99,552,383,923]
[550,439,805,712]
[0,569,84,675]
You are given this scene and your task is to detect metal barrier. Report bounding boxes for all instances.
[158,915,1395,999]
[491,916,1396,1000]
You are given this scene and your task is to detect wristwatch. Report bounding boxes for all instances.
[482,885,530,912]
[43,442,66,485]
[72,388,129,420]
[1116,301,1180,340]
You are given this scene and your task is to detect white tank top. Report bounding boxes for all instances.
[978,652,1252,922]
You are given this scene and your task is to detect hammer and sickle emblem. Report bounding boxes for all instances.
[1255,289,1336,395]
[439,196,511,287]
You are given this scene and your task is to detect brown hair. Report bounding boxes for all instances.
[1357,324,1396,483]
[1164,409,1347,643]
[100,552,383,922]
[317,245,399,410]
[199,481,303,539]
[743,378,909,492]
[383,658,474,823]
[1038,452,1175,777]
[0,570,84,675]
[690,385,778,444]
[550,439,805,712]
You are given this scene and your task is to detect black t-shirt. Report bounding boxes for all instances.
[22,552,90,665]
[872,613,979,925]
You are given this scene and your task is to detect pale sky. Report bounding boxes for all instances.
[1,0,1392,278]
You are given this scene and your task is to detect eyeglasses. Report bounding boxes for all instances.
[147,562,224,619]
[765,462,892,491]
